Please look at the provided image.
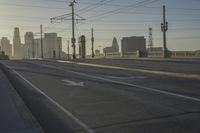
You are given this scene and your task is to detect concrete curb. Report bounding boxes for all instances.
[0,62,87,133]
[56,60,200,80]
[0,62,45,133]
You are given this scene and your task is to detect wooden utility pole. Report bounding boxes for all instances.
[91,28,94,58]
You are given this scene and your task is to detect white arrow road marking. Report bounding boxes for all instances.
[6,65,94,133]
[63,79,84,87]
[25,62,200,102]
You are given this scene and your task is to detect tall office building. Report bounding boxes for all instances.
[103,37,119,53]
[44,33,62,59]
[13,27,24,59]
[0,37,12,58]
[112,37,119,52]
[33,39,42,58]
[121,36,146,53]
[24,32,34,59]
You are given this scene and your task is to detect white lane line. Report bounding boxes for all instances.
[7,65,95,133]
[57,60,200,80]
[21,61,200,103]
[36,63,200,103]
[67,70,200,102]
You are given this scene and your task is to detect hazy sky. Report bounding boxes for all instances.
[0,0,200,54]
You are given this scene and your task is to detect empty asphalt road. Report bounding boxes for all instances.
[0,60,200,133]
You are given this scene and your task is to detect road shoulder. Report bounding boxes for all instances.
[0,62,45,133]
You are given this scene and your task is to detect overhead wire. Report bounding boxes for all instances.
[86,0,160,21]
[0,0,200,47]
[76,0,115,14]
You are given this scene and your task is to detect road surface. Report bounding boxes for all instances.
[0,60,200,133]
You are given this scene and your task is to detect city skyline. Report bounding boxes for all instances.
[0,27,65,59]
[0,0,200,55]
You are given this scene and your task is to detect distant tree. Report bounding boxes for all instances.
[0,51,10,60]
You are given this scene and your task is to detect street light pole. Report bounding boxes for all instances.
[91,28,94,58]
[161,5,168,58]
[70,0,76,60]
[67,40,70,60]
[40,24,43,58]
[32,39,35,58]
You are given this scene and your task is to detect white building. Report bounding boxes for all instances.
[33,39,43,58]
[0,37,12,58]
[44,33,62,59]
[24,32,34,59]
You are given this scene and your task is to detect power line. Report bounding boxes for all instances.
[77,0,115,14]
[9,0,68,3]
[0,2,68,10]
[86,0,160,21]
[143,6,200,11]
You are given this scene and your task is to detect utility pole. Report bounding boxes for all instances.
[91,28,95,58]
[70,0,76,60]
[40,24,43,58]
[50,1,85,60]
[32,39,35,58]
[161,5,168,58]
[67,40,70,60]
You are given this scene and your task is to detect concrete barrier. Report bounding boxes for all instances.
[171,51,199,58]
[87,51,200,59]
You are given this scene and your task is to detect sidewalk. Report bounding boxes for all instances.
[0,67,44,133]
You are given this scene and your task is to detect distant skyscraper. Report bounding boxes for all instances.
[33,39,42,58]
[103,37,119,54]
[44,33,62,59]
[14,28,21,45]
[24,32,34,59]
[121,36,146,53]
[112,37,119,52]
[1,37,12,58]
[13,27,24,59]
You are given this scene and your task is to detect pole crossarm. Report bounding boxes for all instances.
[50,13,71,23]
[50,13,86,23]
[49,0,85,60]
